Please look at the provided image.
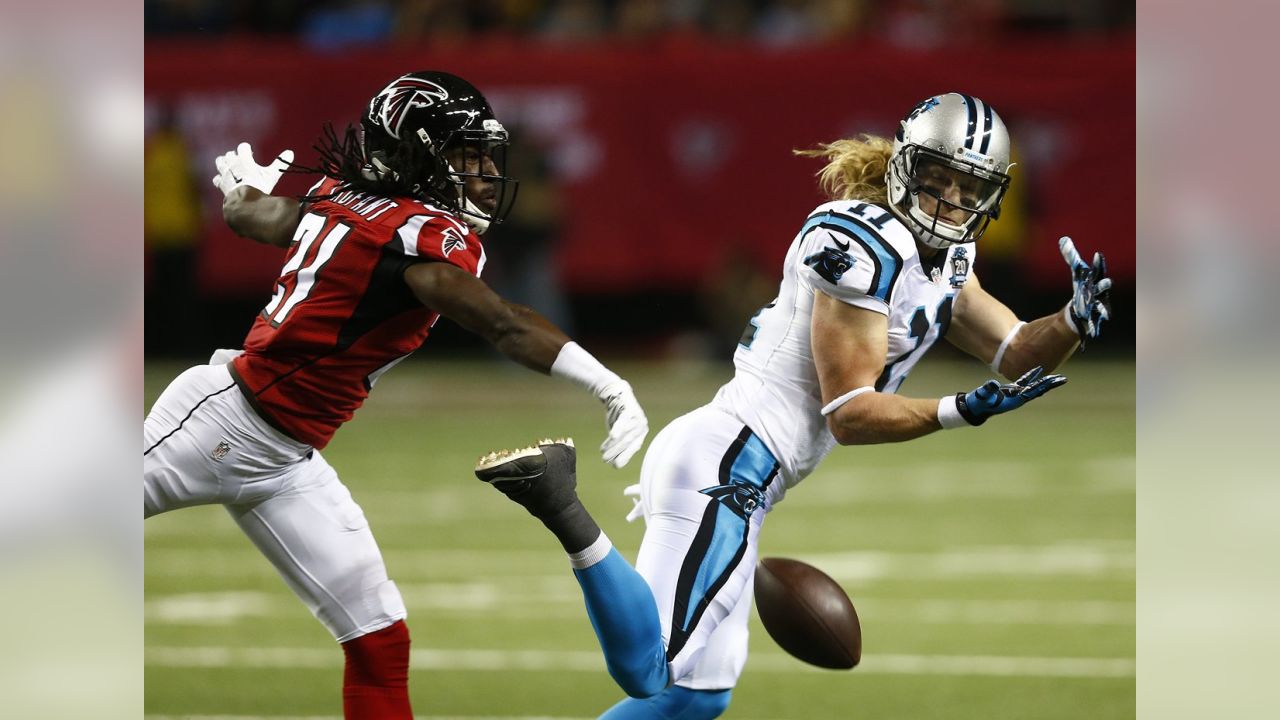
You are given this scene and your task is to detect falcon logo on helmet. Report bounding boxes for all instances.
[357,71,519,236]
[370,77,450,141]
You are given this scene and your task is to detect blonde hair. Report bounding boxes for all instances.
[794,134,893,204]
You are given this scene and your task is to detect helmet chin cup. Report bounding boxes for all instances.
[906,202,970,249]
[445,160,493,235]
[462,197,491,235]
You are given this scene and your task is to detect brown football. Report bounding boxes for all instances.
[754,557,861,669]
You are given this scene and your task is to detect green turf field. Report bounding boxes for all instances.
[144,356,1134,719]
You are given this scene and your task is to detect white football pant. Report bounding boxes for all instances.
[634,405,787,690]
[143,363,406,642]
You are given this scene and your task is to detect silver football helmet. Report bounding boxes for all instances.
[886,93,1013,249]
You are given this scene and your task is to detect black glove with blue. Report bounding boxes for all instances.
[1059,236,1112,348]
[954,367,1067,426]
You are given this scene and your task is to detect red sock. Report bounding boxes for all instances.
[341,620,413,719]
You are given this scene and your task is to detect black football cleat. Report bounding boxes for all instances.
[475,438,600,553]
[475,438,579,520]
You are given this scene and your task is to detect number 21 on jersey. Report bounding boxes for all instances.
[261,212,350,327]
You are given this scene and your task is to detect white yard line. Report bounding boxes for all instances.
[147,590,1132,626]
[145,542,1134,581]
[793,543,1134,581]
[146,646,1134,679]
[144,716,592,720]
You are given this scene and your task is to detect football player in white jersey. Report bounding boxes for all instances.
[476,93,1112,719]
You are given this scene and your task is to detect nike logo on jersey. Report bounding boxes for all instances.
[833,238,850,251]
[804,246,855,284]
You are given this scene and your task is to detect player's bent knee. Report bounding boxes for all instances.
[607,657,670,699]
[603,686,732,719]
[669,687,732,719]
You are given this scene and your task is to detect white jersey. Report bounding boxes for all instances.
[710,200,974,488]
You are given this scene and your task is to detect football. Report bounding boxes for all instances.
[754,557,861,669]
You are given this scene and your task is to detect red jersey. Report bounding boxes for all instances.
[231,178,485,448]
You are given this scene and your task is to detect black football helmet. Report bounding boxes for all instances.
[361,71,517,233]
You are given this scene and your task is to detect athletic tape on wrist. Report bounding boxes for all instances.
[551,342,622,399]
[937,395,971,429]
[821,386,874,416]
[989,321,1026,373]
[1061,304,1075,330]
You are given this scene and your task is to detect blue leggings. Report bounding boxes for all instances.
[599,685,733,719]
[573,548,670,697]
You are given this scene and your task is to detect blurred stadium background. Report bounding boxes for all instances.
[144,1,1134,718]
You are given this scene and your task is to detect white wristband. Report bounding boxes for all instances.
[937,395,970,429]
[989,321,1025,373]
[550,341,623,400]
[821,386,874,416]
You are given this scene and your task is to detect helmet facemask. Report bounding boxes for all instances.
[886,93,1014,250]
[357,71,519,235]
[438,119,519,235]
[891,145,1009,248]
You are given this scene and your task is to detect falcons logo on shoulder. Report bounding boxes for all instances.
[441,226,468,257]
[370,76,450,140]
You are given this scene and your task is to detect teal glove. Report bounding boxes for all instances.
[955,366,1067,426]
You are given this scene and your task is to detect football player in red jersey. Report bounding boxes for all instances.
[143,71,648,719]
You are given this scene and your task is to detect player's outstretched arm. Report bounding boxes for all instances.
[948,273,1077,379]
[812,291,1065,445]
[212,142,300,249]
[403,262,648,467]
[948,238,1112,379]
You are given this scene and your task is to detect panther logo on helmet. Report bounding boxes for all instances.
[897,96,941,140]
[370,77,450,140]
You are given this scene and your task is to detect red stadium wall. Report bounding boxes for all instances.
[145,37,1134,297]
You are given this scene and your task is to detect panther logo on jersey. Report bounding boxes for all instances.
[370,77,450,140]
[440,226,467,257]
[804,246,856,284]
[700,484,765,519]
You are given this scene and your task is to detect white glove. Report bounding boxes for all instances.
[212,142,294,197]
[623,483,644,523]
[598,380,649,469]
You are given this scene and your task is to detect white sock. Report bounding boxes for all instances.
[568,532,613,570]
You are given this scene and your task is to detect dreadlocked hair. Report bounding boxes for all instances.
[290,123,446,205]
[793,134,893,205]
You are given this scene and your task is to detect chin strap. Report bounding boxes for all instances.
[907,202,971,248]
[442,159,493,235]
[462,197,491,235]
